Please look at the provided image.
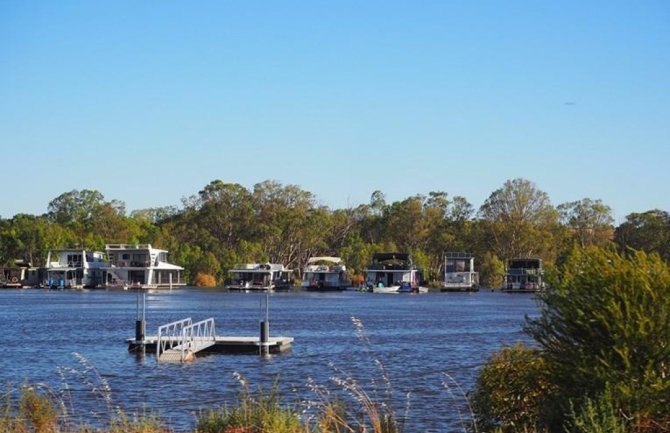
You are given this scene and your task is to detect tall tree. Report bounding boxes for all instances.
[196,180,254,254]
[479,178,559,261]
[252,180,323,271]
[615,209,670,261]
[47,189,107,226]
[557,198,614,248]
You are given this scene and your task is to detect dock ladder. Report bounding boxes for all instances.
[156,317,216,362]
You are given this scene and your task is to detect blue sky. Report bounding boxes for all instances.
[1,1,668,222]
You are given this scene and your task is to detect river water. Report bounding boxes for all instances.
[0,288,538,432]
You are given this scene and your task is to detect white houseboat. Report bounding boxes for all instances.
[225,263,292,291]
[301,257,350,291]
[365,253,427,293]
[45,249,107,289]
[102,244,185,289]
[443,252,479,292]
[502,258,545,293]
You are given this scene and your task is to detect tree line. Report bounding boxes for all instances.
[1,178,669,286]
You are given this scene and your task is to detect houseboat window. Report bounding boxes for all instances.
[122,254,130,260]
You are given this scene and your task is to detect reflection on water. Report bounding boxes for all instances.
[0,288,538,432]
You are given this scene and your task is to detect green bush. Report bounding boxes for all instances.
[566,387,628,433]
[525,247,670,430]
[471,343,555,433]
[196,379,305,433]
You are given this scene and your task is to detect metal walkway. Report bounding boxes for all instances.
[156,317,216,362]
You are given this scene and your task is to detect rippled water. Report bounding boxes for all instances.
[0,288,538,432]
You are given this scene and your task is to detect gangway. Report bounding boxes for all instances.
[156,317,216,362]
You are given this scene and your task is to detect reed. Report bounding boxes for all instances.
[196,375,306,433]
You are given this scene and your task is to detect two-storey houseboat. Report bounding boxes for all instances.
[365,253,427,293]
[225,263,292,291]
[102,244,185,289]
[301,257,350,291]
[442,252,479,292]
[45,249,106,289]
[502,258,545,293]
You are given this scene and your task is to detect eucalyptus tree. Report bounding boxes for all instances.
[326,207,363,254]
[422,192,455,279]
[130,206,180,224]
[195,180,255,254]
[252,180,325,272]
[557,198,614,247]
[46,189,129,249]
[0,214,73,266]
[47,189,107,226]
[479,178,559,261]
[358,190,388,245]
[384,195,428,253]
[615,209,670,261]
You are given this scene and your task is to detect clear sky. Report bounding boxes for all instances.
[1,1,668,222]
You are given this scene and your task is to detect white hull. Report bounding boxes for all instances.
[372,285,428,294]
[226,284,273,292]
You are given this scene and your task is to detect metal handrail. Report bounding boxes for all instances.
[157,317,192,358]
[179,318,216,360]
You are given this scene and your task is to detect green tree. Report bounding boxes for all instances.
[47,189,107,226]
[479,178,559,262]
[252,180,324,271]
[0,214,75,266]
[478,252,504,289]
[558,198,614,248]
[525,247,670,429]
[472,343,556,433]
[615,209,670,261]
[46,189,129,249]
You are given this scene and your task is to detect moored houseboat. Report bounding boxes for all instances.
[1,260,32,288]
[225,263,293,292]
[301,257,350,291]
[365,253,427,293]
[442,252,479,292]
[502,258,545,293]
[102,244,185,289]
[44,249,106,289]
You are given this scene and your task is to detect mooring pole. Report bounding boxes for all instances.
[259,291,270,356]
[135,291,146,344]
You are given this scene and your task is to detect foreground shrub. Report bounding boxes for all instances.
[196,379,305,433]
[110,412,167,433]
[566,387,627,433]
[19,386,58,433]
[471,343,554,433]
[525,247,670,430]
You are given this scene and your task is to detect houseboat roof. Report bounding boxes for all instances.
[508,258,543,268]
[306,257,342,264]
[372,252,411,262]
[48,248,103,254]
[366,253,417,271]
[105,244,168,253]
[444,252,474,259]
[229,263,291,272]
